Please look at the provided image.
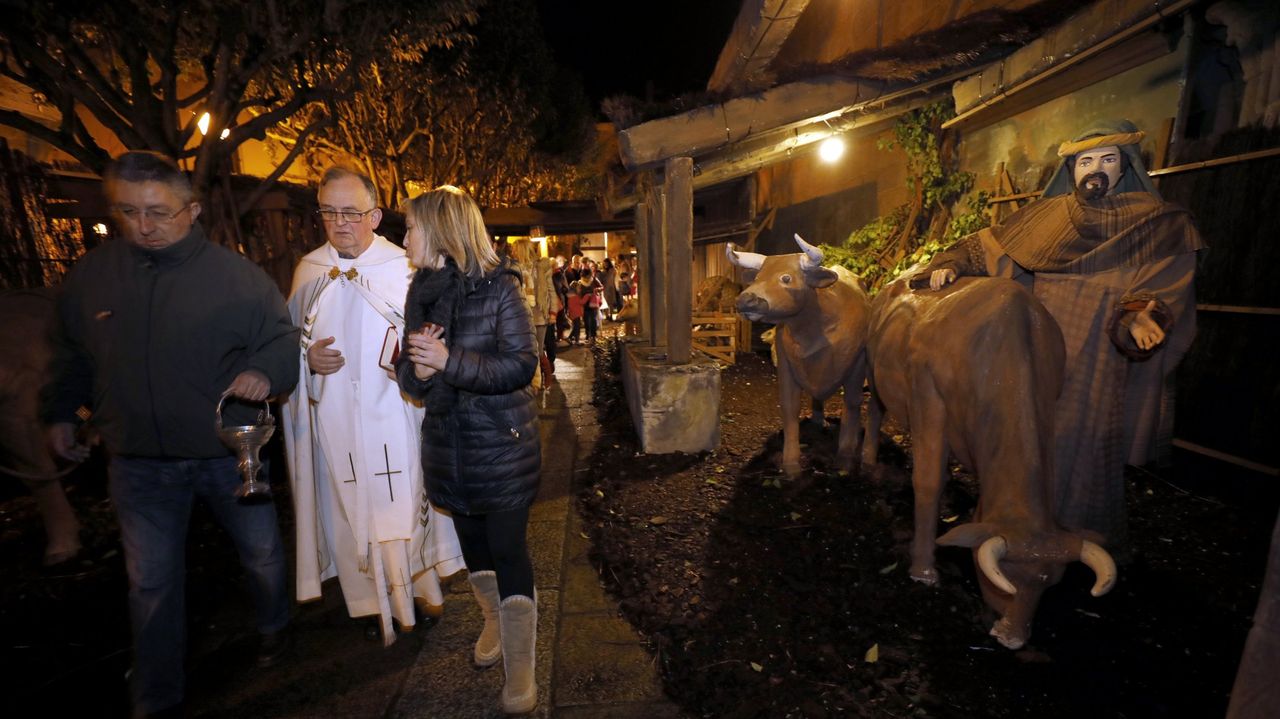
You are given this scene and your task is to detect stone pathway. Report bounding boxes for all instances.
[390,340,686,718]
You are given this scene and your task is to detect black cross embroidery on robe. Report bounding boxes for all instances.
[375,444,401,502]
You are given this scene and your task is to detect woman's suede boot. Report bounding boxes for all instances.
[467,571,502,667]
[498,593,537,714]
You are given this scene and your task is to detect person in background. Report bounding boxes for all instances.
[396,185,542,715]
[601,258,621,322]
[566,253,583,283]
[41,151,300,717]
[575,265,604,343]
[551,255,570,348]
[510,240,556,387]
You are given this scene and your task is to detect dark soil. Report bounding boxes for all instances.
[577,338,1278,719]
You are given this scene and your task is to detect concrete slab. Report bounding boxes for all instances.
[529,520,566,591]
[393,589,559,719]
[529,494,570,524]
[620,343,720,455]
[553,613,666,707]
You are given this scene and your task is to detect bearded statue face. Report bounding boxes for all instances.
[1072,145,1124,201]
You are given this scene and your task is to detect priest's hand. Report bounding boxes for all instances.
[307,336,345,375]
[227,369,271,401]
[1130,300,1166,351]
[929,268,956,290]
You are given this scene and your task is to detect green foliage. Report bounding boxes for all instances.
[819,206,906,290]
[819,102,990,292]
[944,190,992,246]
[879,102,974,212]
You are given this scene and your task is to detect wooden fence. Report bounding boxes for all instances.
[691,312,738,364]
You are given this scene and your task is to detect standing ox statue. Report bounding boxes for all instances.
[0,289,82,565]
[863,275,1116,649]
[726,234,870,478]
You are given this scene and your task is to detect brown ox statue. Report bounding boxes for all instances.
[726,234,870,478]
[0,289,82,565]
[862,274,1116,649]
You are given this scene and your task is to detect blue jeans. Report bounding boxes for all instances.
[109,455,289,715]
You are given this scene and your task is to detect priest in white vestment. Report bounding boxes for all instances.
[283,167,464,645]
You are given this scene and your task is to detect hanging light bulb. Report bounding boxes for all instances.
[197,112,211,136]
[819,136,845,163]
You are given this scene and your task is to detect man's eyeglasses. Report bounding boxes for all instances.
[316,208,377,223]
[112,204,194,225]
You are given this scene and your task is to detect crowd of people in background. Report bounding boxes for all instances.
[498,245,640,385]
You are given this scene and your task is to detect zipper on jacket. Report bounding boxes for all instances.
[142,263,166,455]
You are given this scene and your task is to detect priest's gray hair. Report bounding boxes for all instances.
[319,166,379,207]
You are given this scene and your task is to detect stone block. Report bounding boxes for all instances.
[620,343,721,455]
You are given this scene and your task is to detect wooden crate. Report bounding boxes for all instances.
[691,312,738,364]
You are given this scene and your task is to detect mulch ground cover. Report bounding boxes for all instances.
[577,338,1277,719]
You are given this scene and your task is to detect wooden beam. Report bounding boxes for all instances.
[665,157,694,364]
[944,0,1194,132]
[646,183,668,348]
[634,199,651,339]
[619,76,887,170]
[707,0,812,94]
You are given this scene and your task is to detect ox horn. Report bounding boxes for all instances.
[1079,540,1117,597]
[976,536,1017,595]
[725,242,765,270]
[794,233,824,271]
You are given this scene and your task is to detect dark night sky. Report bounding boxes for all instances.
[534,0,744,110]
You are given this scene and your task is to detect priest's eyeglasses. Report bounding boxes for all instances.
[112,204,195,225]
[316,208,377,223]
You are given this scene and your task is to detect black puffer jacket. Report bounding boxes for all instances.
[396,261,540,515]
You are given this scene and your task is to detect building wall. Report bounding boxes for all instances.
[956,40,1188,196]
[750,125,910,254]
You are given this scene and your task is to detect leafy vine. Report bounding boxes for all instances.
[820,101,990,291]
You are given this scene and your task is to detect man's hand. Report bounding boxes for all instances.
[406,324,447,380]
[227,369,272,401]
[929,268,957,291]
[47,422,90,463]
[1129,300,1167,351]
[307,336,345,375]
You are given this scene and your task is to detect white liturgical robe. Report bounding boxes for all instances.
[283,235,464,644]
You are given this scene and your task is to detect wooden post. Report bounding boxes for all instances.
[647,183,668,348]
[634,199,650,339]
[665,157,693,364]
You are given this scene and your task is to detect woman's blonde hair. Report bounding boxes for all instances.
[401,185,499,277]
[509,239,537,266]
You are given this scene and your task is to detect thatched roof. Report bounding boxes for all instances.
[603,0,1086,130]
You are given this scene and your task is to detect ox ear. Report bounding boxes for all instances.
[803,265,839,289]
[937,522,997,548]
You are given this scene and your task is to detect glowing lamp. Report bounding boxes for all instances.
[819,136,845,163]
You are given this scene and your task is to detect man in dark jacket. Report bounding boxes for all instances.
[40,152,300,718]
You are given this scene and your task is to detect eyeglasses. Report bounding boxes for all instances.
[112,204,194,225]
[316,208,377,223]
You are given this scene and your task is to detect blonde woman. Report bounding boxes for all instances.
[395,186,541,714]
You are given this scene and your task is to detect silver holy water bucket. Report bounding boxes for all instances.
[215,391,275,503]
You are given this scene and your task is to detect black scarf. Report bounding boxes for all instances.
[405,259,468,415]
